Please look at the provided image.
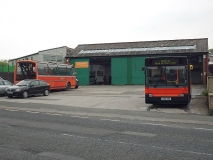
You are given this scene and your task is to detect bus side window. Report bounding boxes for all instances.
[53,68,57,75]
[48,64,58,75]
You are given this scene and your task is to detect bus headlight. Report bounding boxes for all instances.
[180,94,184,97]
[149,94,153,97]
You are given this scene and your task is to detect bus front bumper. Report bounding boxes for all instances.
[145,94,190,105]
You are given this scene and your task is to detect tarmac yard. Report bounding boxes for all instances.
[0,85,208,116]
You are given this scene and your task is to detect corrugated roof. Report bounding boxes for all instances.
[67,38,208,58]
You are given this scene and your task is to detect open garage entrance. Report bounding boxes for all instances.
[189,55,204,84]
[89,57,111,85]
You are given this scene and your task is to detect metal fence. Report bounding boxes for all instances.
[0,65,15,72]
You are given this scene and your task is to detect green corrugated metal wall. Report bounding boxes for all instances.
[131,57,145,84]
[0,65,15,72]
[111,57,128,85]
[111,57,145,85]
[70,59,90,85]
[127,58,132,84]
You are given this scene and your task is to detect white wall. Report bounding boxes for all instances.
[8,46,67,65]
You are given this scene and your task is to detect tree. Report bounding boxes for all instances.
[209,49,213,54]
[0,60,8,67]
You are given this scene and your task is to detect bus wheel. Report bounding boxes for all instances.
[43,89,49,96]
[66,82,71,91]
[22,91,28,98]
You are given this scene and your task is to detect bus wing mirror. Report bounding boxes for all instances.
[142,67,145,71]
[190,65,193,70]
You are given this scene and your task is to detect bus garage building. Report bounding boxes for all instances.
[66,38,209,85]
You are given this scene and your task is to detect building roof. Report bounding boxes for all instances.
[8,46,72,62]
[67,38,208,58]
[8,52,39,61]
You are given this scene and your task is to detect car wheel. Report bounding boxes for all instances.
[8,95,13,98]
[65,82,71,91]
[75,85,78,89]
[43,89,49,96]
[22,91,28,98]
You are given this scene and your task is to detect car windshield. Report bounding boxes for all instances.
[16,80,31,86]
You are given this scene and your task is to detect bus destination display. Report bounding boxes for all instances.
[151,58,180,65]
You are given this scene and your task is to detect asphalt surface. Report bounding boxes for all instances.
[0,85,212,160]
[0,106,213,160]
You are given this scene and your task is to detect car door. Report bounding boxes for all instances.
[4,80,13,87]
[0,81,6,95]
[29,80,40,95]
[2,80,13,95]
[38,80,48,94]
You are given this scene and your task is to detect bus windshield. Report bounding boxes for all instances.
[145,65,187,85]
[16,62,36,81]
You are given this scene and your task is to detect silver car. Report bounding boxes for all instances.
[0,80,14,96]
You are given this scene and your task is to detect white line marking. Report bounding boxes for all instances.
[26,111,40,114]
[100,119,120,122]
[46,113,62,116]
[70,116,89,119]
[140,122,213,131]
[78,117,89,119]
[4,109,19,112]
[100,119,112,121]
[140,122,169,127]
[109,119,120,122]
[194,128,213,131]
[121,131,156,137]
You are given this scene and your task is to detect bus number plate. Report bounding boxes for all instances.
[161,97,171,100]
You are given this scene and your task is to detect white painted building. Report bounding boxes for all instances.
[8,46,73,66]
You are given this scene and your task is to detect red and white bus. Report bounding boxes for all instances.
[142,56,192,105]
[14,60,78,90]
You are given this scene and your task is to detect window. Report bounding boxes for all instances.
[37,63,48,75]
[48,64,58,75]
[31,81,39,86]
[57,55,63,62]
[39,80,48,86]
[146,66,187,85]
[58,65,67,75]
[50,56,56,61]
[4,80,12,85]
[12,62,14,65]
[43,55,50,61]
[67,66,73,76]
[0,81,4,85]
[31,57,33,60]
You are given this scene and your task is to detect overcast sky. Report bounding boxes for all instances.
[0,0,213,60]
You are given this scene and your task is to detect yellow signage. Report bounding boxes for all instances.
[75,62,89,68]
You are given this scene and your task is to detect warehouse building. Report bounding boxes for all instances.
[8,46,73,66]
[66,38,209,85]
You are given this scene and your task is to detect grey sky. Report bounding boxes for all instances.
[0,0,213,60]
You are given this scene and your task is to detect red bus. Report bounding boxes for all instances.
[14,60,78,90]
[142,56,192,105]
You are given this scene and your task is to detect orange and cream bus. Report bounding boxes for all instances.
[14,60,78,90]
[142,56,192,105]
